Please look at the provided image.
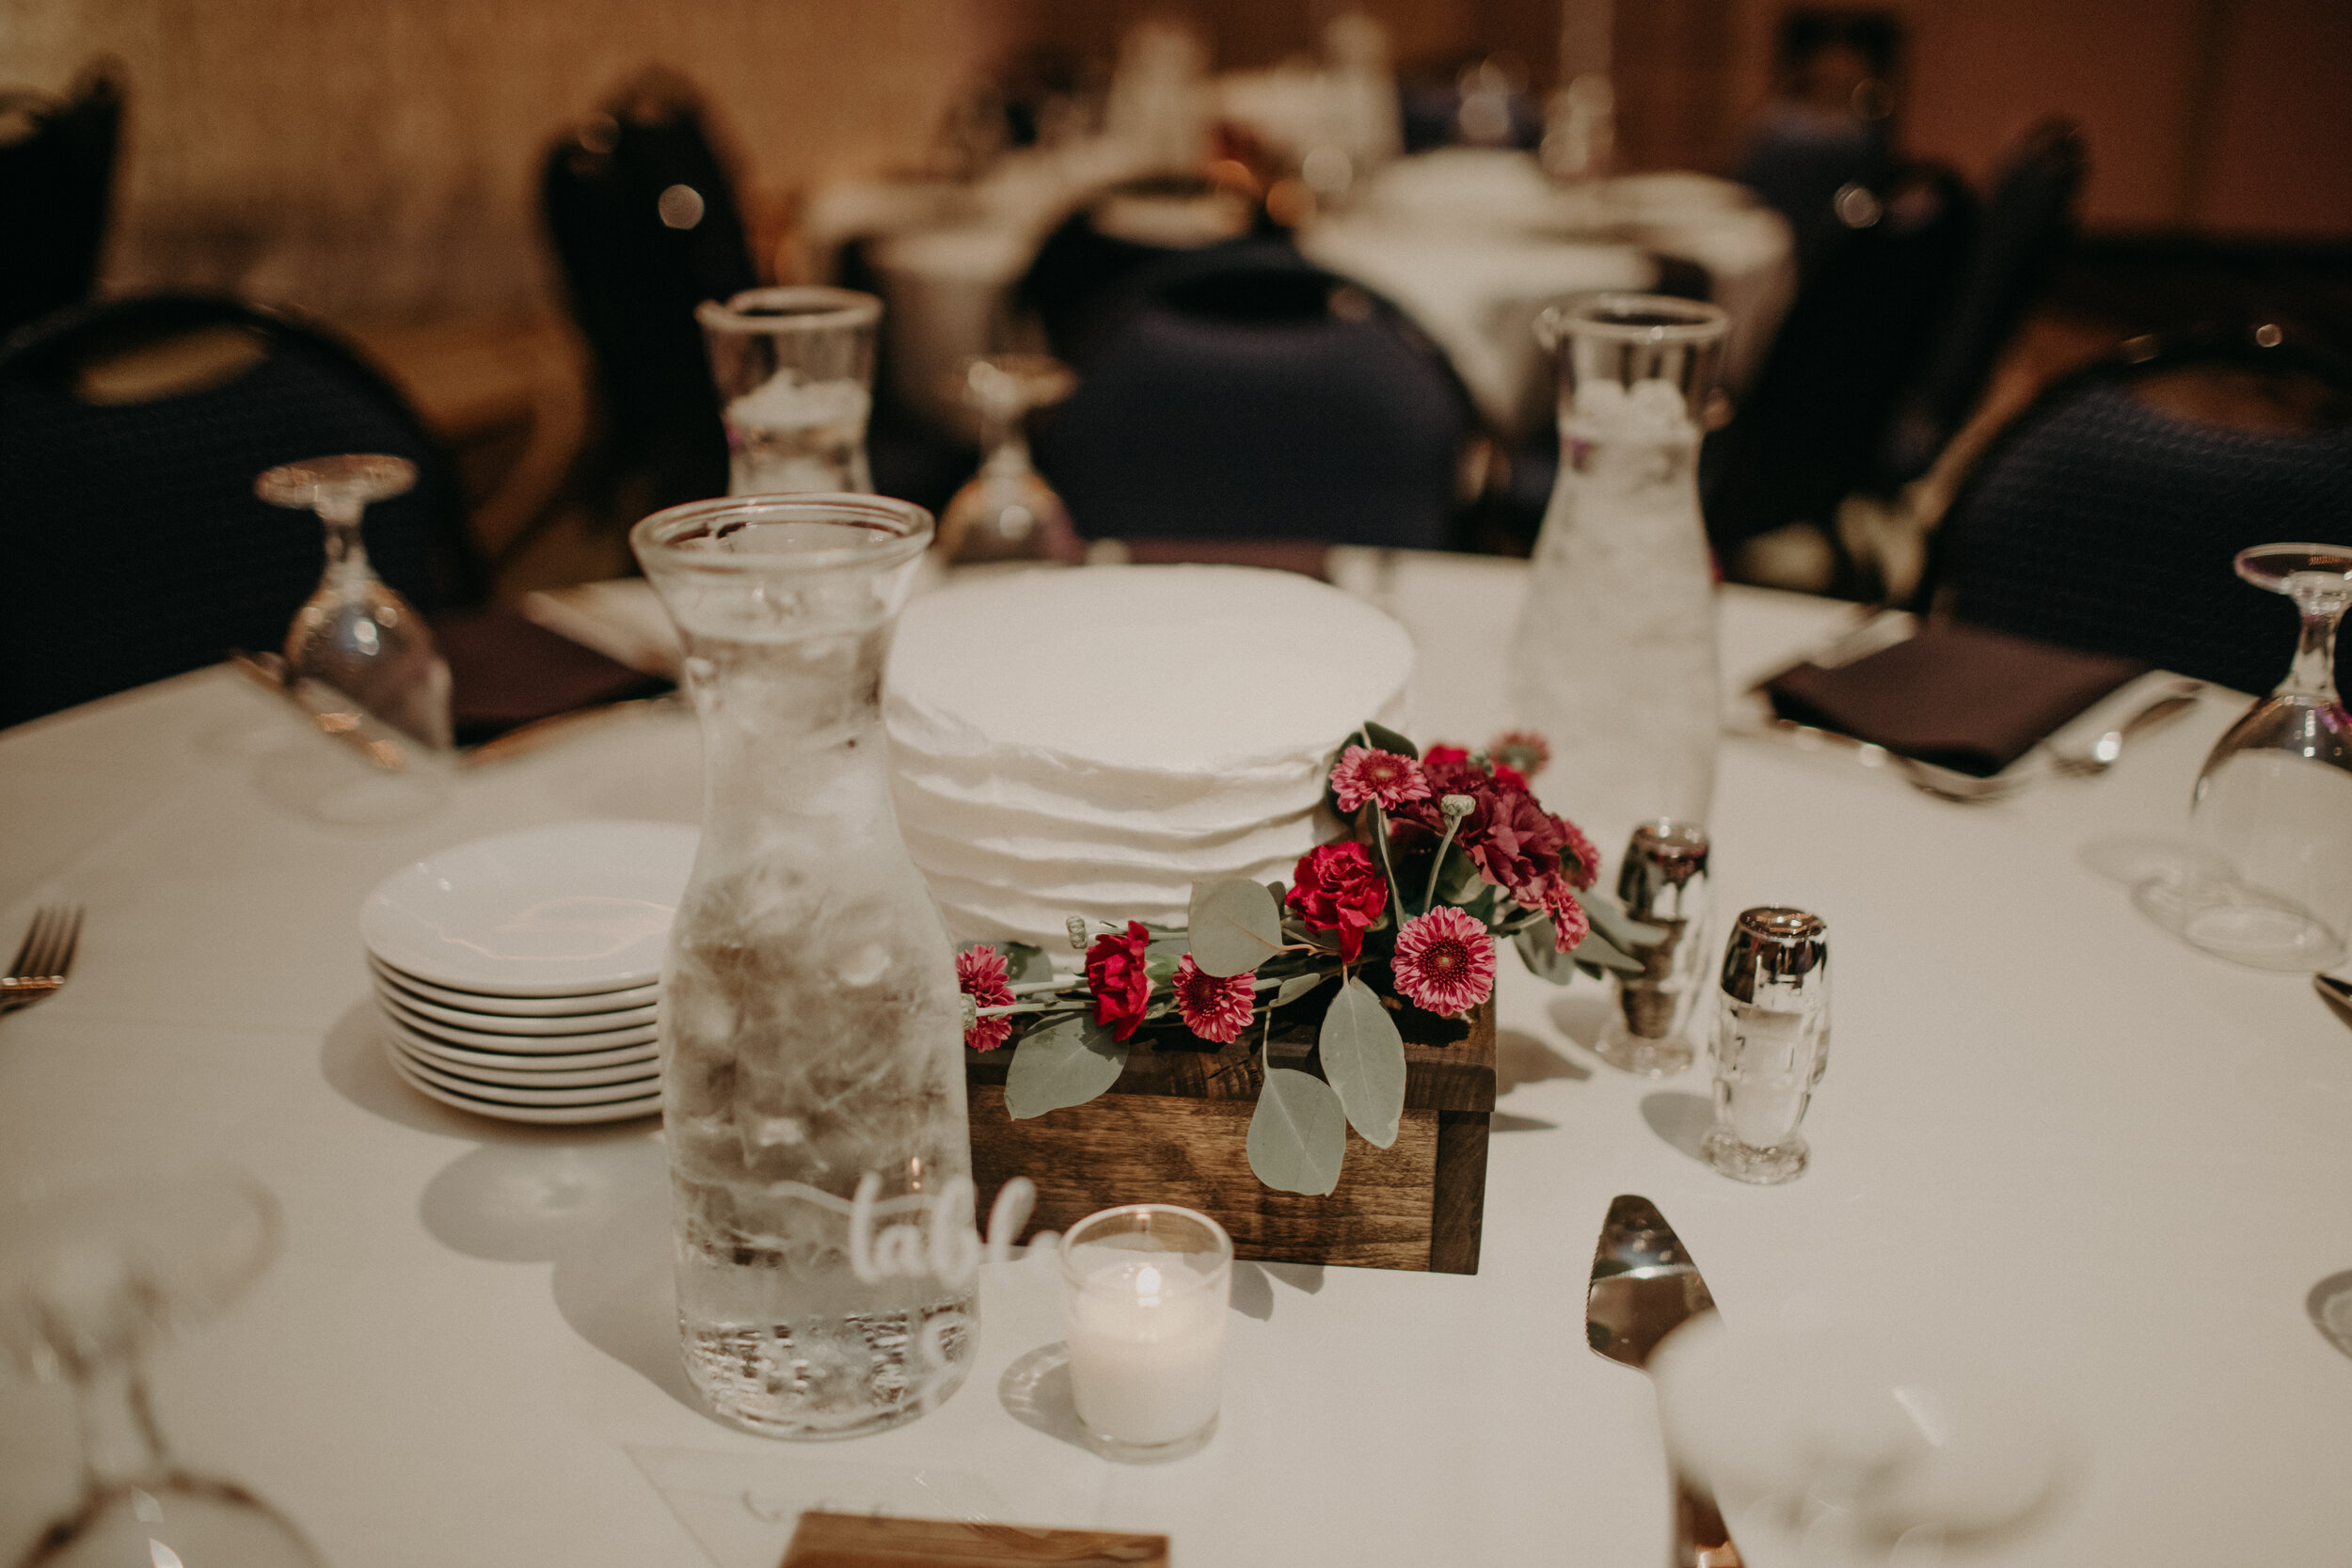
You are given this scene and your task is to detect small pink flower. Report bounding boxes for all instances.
[1491,729,1551,778]
[1559,819,1600,892]
[1330,745,1431,813]
[1391,906,1497,1016]
[1544,879,1592,953]
[1172,955,1255,1042]
[957,945,1016,1052]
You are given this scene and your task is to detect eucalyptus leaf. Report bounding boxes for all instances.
[1576,930,1645,974]
[1514,919,1582,985]
[1000,942,1056,985]
[1437,845,1485,907]
[1004,1014,1128,1119]
[1319,976,1406,1148]
[1145,954,1178,986]
[1359,720,1419,760]
[1274,971,1329,1006]
[1188,878,1284,977]
[1585,897,1668,954]
[1247,1069,1348,1195]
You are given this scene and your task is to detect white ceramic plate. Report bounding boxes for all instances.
[374,979,657,1037]
[368,957,662,1016]
[378,995,658,1053]
[385,1048,662,1126]
[387,1022,660,1077]
[358,820,696,996]
[386,1037,661,1106]
[385,1033,661,1089]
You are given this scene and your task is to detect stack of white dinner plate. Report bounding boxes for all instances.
[358,820,697,1125]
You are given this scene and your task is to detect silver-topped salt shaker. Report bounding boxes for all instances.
[1703,907,1830,1184]
[1595,819,1710,1077]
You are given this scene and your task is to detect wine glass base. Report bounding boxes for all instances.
[2132,873,2348,973]
[1082,1412,1218,1465]
[1701,1129,1807,1184]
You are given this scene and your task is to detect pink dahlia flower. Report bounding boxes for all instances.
[1172,955,1256,1043]
[1330,745,1431,813]
[957,945,1016,1052]
[1391,906,1497,1016]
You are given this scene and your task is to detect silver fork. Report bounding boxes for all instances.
[2,905,84,1014]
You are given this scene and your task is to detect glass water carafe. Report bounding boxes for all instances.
[631,494,976,1438]
[1507,294,1729,871]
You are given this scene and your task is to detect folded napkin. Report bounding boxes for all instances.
[432,607,675,749]
[1766,621,2149,777]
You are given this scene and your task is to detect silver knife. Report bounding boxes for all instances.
[1588,1195,1740,1568]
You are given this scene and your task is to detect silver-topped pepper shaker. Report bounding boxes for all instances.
[1703,907,1830,1184]
[1595,819,1710,1077]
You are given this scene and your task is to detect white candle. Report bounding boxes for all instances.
[1059,1205,1232,1452]
[1066,1256,1227,1446]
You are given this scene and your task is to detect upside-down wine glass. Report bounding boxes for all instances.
[2136,543,2352,971]
[1,1165,326,1567]
[256,453,453,750]
[934,354,1083,565]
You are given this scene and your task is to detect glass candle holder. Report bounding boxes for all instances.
[1704,907,1830,1185]
[696,287,881,496]
[1058,1204,1232,1462]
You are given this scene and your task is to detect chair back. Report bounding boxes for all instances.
[0,63,123,341]
[1704,159,1977,551]
[1033,245,1474,548]
[540,76,755,513]
[1881,119,2086,483]
[0,293,469,728]
[1924,324,2352,695]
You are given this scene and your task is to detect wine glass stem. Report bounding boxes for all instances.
[74,1357,170,1490]
[2281,598,2346,704]
[320,502,373,590]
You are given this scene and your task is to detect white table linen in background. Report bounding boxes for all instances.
[1,562,2347,1567]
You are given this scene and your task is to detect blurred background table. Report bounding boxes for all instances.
[2,557,2346,1566]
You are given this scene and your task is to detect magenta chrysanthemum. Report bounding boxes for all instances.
[956,945,1016,1052]
[1330,745,1432,813]
[1172,955,1256,1043]
[1391,906,1497,1016]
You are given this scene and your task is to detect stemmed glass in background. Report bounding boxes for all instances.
[1,1165,326,1567]
[2137,543,2352,971]
[256,453,453,751]
[935,353,1083,565]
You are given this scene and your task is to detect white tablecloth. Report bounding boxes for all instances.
[3,565,2347,1566]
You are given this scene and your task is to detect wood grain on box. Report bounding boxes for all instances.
[967,1001,1493,1274]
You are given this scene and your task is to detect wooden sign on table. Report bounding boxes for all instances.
[780,1511,1168,1566]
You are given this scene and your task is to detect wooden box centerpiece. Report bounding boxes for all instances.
[967,994,1495,1275]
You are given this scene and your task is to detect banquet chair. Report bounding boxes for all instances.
[1031,245,1475,549]
[1919,322,2352,696]
[0,60,123,342]
[1880,119,2086,484]
[539,73,755,524]
[1702,159,1977,561]
[0,293,471,729]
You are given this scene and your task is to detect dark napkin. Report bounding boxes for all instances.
[1767,620,2149,777]
[433,607,674,749]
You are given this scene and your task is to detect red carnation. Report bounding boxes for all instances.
[1172,955,1256,1043]
[1491,761,1531,792]
[1331,745,1431,813]
[1559,818,1601,892]
[1391,907,1497,1015]
[1285,841,1390,963]
[1084,920,1154,1040]
[957,945,1016,1052]
[1423,743,1470,768]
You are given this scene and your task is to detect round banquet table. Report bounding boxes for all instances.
[1,558,2347,1567]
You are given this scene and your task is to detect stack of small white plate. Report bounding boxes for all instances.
[359,820,697,1125]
